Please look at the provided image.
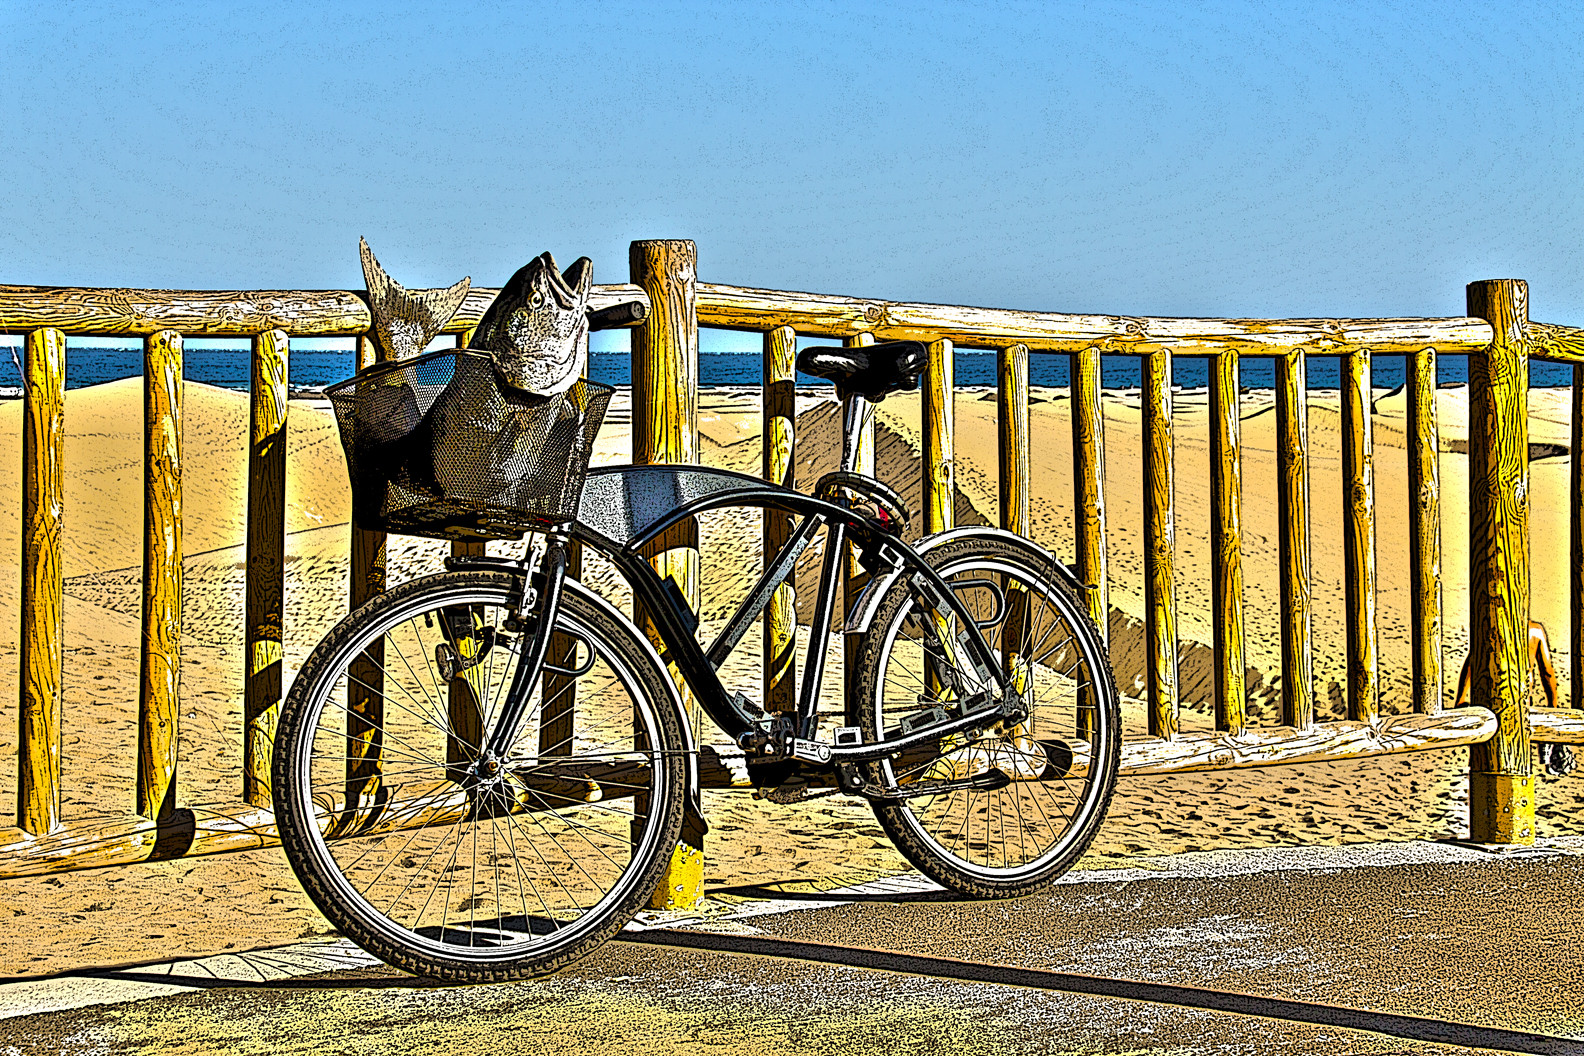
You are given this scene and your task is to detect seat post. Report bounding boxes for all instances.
[839,391,870,474]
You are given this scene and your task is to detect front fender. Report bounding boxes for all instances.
[842,526,1087,635]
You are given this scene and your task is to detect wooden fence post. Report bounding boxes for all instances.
[138,329,182,822]
[631,238,702,910]
[1409,346,1444,714]
[1574,361,1583,711]
[345,335,387,814]
[1070,346,1108,643]
[1211,349,1246,735]
[243,330,288,807]
[763,325,798,715]
[923,339,955,535]
[843,331,877,717]
[19,327,66,834]
[1343,349,1378,724]
[1276,348,1313,730]
[1143,347,1179,740]
[1466,279,1534,844]
[997,344,1030,538]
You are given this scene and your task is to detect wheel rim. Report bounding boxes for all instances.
[284,584,676,966]
[871,555,1114,880]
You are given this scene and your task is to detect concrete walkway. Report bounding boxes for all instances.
[4,838,1584,1054]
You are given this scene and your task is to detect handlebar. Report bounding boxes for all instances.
[587,300,649,331]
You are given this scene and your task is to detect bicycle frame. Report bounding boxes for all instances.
[462,462,1028,775]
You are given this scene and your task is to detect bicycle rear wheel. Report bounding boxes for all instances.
[273,570,686,982]
[853,535,1120,897]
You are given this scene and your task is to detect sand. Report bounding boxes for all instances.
[0,375,1580,978]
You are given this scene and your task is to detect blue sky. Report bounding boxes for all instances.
[3,0,1582,323]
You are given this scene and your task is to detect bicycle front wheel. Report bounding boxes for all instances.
[853,535,1120,897]
[273,570,686,982]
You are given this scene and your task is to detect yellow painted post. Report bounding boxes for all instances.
[1210,350,1246,735]
[1143,347,1179,740]
[1574,363,1583,711]
[346,334,387,812]
[1276,349,1313,730]
[631,238,703,909]
[1342,349,1379,725]
[138,330,183,822]
[1070,347,1108,643]
[1409,346,1444,715]
[763,325,798,714]
[923,339,955,535]
[19,327,66,834]
[242,330,288,807]
[997,344,1030,538]
[1466,279,1534,844]
[540,330,589,758]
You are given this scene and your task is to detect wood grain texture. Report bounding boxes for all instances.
[997,344,1030,537]
[1575,365,1583,710]
[1276,350,1313,730]
[1142,347,1178,740]
[923,339,955,535]
[1342,350,1378,725]
[695,283,1494,354]
[0,283,648,337]
[763,326,798,714]
[243,331,288,807]
[1210,351,1246,735]
[1527,321,1584,365]
[1409,346,1445,715]
[1071,346,1108,642]
[138,331,183,821]
[19,328,66,834]
[1466,279,1533,843]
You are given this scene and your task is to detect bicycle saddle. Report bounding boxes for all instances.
[796,340,928,401]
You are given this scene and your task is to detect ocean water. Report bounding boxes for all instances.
[0,341,1577,393]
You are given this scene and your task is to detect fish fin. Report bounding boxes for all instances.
[359,237,471,360]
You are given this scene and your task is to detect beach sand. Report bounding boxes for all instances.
[0,376,1580,977]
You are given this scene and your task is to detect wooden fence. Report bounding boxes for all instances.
[5,241,1584,881]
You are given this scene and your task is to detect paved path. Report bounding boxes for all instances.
[4,839,1584,1054]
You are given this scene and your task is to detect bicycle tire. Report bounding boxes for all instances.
[853,534,1121,897]
[272,570,686,982]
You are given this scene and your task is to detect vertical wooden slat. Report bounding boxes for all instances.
[763,325,798,714]
[843,331,877,713]
[539,328,589,755]
[1466,279,1534,844]
[923,338,955,535]
[1070,347,1108,643]
[1210,350,1246,735]
[346,334,387,810]
[1143,347,1179,740]
[19,327,66,834]
[630,238,703,909]
[1342,349,1378,725]
[242,330,288,807]
[1409,346,1444,715]
[1277,349,1314,730]
[138,330,182,821]
[997,344,1030,537]
[1574,363,1583,711]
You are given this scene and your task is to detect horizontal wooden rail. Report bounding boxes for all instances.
[1529,321,1584,363]
[696,282,1495,354]
[0,284,649,337]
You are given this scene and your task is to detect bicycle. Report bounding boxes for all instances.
[272,305,1122,982]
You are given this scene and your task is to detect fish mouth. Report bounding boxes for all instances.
[539,253,592,311]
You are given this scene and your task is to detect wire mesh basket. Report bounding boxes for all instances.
[327,349,613,541]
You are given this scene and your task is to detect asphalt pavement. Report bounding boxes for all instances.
[5,838,1584,1055]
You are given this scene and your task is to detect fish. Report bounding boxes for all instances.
[359,237,471,361]
[469,252,592,396]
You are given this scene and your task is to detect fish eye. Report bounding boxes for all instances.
[530,290,544,308]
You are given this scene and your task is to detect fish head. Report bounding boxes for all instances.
[474,252,593,395]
